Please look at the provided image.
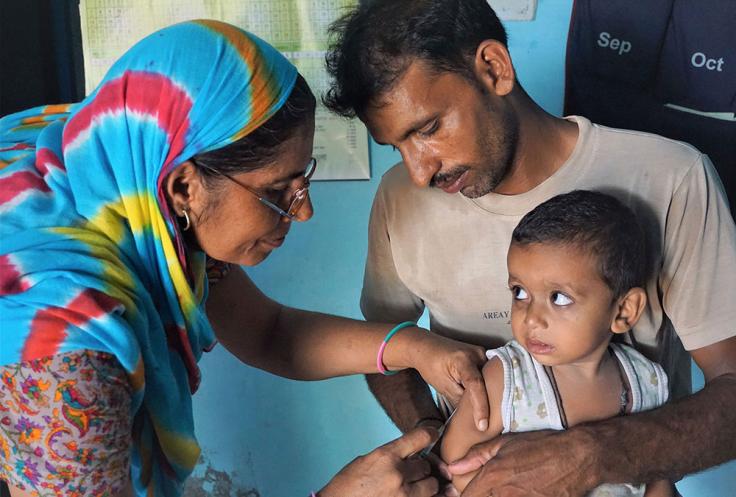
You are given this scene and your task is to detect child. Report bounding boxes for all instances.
[441,190,673,496]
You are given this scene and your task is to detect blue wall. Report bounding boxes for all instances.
[189,1,735,495]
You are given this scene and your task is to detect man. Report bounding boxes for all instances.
[323,1,736,496]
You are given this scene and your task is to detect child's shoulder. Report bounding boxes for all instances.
[482,340,537,408]
[610,342,665,375]
[481,353,505,384]
[610,342,670,409]
[484,340,536,381]
[485,339,530,362]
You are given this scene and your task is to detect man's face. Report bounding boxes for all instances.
[363,60,519,198]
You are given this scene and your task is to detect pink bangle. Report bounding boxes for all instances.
[376,321,418,375]
[310,492,317,497]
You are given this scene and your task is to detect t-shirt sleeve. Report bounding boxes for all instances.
[360,178,425,323]
[661,154,736,350]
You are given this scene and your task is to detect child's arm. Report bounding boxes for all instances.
[643,479,675,497]
[440,356,505,492]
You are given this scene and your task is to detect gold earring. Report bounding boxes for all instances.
[180,208,191,231]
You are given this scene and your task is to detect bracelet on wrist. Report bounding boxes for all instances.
[376,321,419,375]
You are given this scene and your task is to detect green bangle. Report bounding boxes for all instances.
[377,321,419,375]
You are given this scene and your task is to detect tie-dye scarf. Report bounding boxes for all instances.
[0,20,297,496]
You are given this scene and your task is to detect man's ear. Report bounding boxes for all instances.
[163,160,205,216]
[473,39,515,96]
[611,287,648,334]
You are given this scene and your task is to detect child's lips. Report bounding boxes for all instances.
[526,337,555,354]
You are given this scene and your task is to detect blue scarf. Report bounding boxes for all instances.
[0,20,297,496]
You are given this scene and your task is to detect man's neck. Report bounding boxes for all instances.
[494,103,579,195]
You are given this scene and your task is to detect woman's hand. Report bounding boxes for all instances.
[319,427,440,497]
[402,332,489,431]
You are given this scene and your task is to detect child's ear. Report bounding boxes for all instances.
[611,287,647,334]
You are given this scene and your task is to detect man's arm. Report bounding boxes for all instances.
[365,370,444,433]
[361,175,441,432]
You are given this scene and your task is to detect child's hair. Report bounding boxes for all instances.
[511,190,647,298]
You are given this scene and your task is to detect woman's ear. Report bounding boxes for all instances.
[611,287,648,334]
[473,39,516,96]
[164,160,205,216]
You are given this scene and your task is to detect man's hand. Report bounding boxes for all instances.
[448,429,600,497]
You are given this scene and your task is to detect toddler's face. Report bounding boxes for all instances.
[506,241,618,366]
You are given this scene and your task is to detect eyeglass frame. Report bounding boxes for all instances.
[192,157,317,219]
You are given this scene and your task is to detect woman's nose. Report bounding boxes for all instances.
[291,192,313,222]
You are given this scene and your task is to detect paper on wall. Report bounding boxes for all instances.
[79,0,370,180]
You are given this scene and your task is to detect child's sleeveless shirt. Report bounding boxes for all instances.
[486,340,669,497]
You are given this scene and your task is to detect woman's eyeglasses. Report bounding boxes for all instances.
[195,158,317,219]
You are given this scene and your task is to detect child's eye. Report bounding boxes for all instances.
[512,286,528,300]
[551,292,573,306]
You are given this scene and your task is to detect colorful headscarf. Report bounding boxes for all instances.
[0,20,297,496]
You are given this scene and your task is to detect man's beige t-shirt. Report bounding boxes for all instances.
[361,116,736,399]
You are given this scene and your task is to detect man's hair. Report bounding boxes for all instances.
[511,190,648,298]
[323,0,507,118]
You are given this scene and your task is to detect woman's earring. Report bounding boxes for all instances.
[180,208,191,231]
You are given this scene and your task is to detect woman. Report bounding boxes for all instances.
[0,20,488,497]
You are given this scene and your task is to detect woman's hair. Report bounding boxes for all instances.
[511,190,649,299]
[192,73,315,180]
[323,0,508,118]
